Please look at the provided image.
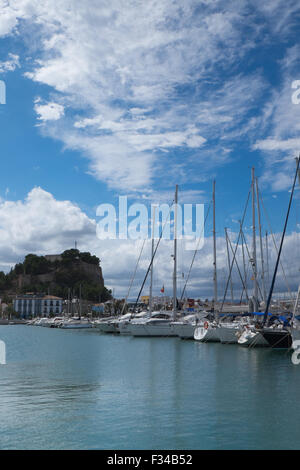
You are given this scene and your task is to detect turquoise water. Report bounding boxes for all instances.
[0,325,299,450]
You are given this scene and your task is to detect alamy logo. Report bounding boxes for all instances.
[291,340,300,365]
[291,80,300,105]
[0,340,6,365]
[0,80,6,104]
[96,196,205,250]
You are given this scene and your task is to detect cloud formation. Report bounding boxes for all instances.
[0,187,298,300]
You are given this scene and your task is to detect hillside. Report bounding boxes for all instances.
[0,249,111,302]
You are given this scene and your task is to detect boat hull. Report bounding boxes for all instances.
[61,323,92,329]
[218,326,239,344]
[96,322,119,333]
[194,326,220,342]
[130,322,176,337]
[238,330,269,347]
[172,323,197,339]
[261,328,292,349]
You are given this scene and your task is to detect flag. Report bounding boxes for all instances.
[160,285,164,293]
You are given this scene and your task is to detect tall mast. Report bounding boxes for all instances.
[173,185,178,320]
[265,231,270,292]
[225,227,234,303]
[251,167,258,310]
[79,283,82,318]
[149,206,156,317]
[263,157,300,325]
[213,180,218,307]
[240,221,247,297]
[255,178,267,304]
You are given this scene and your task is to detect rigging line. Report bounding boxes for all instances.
[134,197,175,310]
[240,228,264,301]
[226,229,249,301]
[259,191,292,297]
[180,201,212,300]
[121,238,146,315]
[220,187,251,312]
[263,156,300,325]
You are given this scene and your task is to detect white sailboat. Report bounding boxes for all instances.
[194,321,220,342]
[130,187,179,338]
[171,313,206,339]
[238,325,269,347]
[194,181,220,343]
[291,285,300,348]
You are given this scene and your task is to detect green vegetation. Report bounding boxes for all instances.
[0,249,111,302]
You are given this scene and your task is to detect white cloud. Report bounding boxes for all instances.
[253,44,300,190]
[0,53,20,73]
[0,187,96,267]
[0,0,279,191]
[34,99,65,121]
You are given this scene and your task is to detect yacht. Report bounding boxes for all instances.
[118,311,148,335]
[217,319,247,344]
[60,318,93,329]
[237,325,269,347]
[194,320,220,342]
[260,324,292,349]
[94,316,118,333]
[171,313,206,339]
[129,311,176,337]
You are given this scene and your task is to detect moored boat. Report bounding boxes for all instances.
[194,321,220,342]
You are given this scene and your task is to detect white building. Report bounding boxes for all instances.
[14,294,63,318]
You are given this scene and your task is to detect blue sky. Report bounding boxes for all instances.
[0,0,299,299]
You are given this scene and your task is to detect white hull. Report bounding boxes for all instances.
[61,322,92,329]
[172,322,197,339]
[218,325,239,344]
[238,329,269,347]
[118,322,132,335]
[291,328,300,348]
[130,322,176,337]
[194,326,220,342]
[96,322,119,333]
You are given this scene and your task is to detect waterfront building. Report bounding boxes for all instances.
[14,294,63,318]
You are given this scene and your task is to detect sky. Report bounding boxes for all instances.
[0,0,300,301]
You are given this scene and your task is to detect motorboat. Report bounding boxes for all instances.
[94,316,119,333]
[60,318,93,329]
[129,311,176,337]
[118,311,148,335]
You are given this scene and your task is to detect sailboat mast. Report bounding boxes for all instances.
[240,221,247,295]
[149,206,156,317]
[225,228,234,303]
[213,180,218,307]
[173,185,178,320]
[263,157,300,325]
[251,167,258,309]
[255,178,267,304]
[265,231,270,292]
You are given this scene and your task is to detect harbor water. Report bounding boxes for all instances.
[0,325,299,450]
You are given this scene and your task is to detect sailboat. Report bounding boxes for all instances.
[237,324,269,347]
[291,285,300,347]
[258,158,300,348]
[217,168,260,344]
[130,187,179,337]
[194,181,220,342]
